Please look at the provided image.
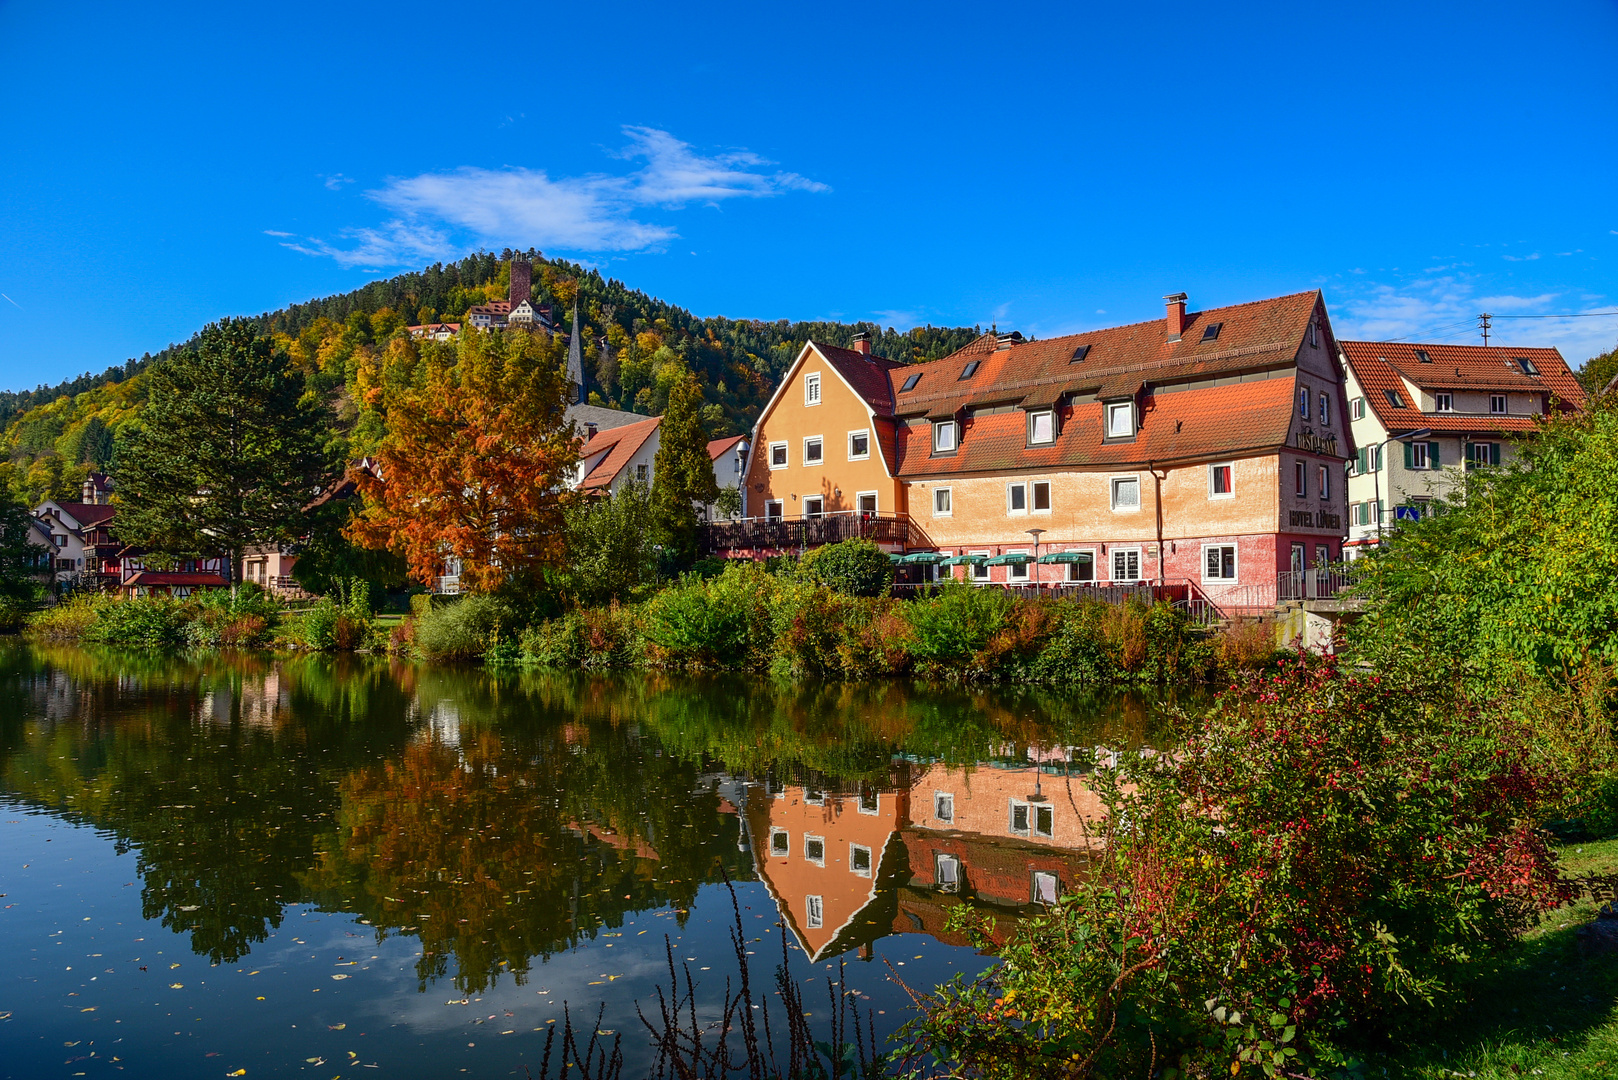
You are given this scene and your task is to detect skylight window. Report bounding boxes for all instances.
[959,360,981,380]
[1384,389,1406,408]
[1415,349,1433,363]
[1070,344,1091,363]
[901,373,922,392]
[1201,322,1223,342]
[1516,357,1540,376]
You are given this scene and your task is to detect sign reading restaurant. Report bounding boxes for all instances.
[1296,430,1339,456]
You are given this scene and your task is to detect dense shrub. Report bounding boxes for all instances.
[414,593,512,662]
[182,584,281,649]
[901,653,1571,1078]
[903,582,1015,670]
[24,595,104,641]
[797,538,895,597]
[520,602,644,668]
[83,596,188,647]
[642,562,778,668]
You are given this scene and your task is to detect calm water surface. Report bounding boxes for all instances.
[0,643,1184,1078]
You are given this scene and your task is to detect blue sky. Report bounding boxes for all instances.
[2,1,1616,392]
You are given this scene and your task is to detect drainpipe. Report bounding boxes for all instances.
[1150,462,1165,587]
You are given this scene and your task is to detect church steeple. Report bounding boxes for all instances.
[566,299,585,405]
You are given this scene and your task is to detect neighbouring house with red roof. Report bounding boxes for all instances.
[1338,341,1586,553]
[714,291,1354,614]
[32,474,123,592]
[406,322,461,342]
[574,415,662,494]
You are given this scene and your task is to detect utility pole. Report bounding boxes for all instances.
[1479,312,1492,346]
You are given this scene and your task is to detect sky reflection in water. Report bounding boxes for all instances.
[0,643,1182,1078]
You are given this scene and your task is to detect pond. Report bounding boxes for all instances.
[0,643,1189,1078]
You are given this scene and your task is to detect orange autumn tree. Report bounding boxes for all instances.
[347,327,578,593]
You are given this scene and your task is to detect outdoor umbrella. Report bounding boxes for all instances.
[941,554,987,566]
[985,552,1035,566]
[1037,550,1093,564]
[900,552,948,564]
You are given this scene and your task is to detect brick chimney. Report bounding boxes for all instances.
[851,331,871,355]
[509,260,532,305]
[1164,293,1188,342]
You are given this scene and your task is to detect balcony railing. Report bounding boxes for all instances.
[701,511,927,555]
[1276,569,1358,603]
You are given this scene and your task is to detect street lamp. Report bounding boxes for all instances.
[1370,428,1431,546]
[1026,528,1045,592]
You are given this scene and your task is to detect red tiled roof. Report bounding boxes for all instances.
[895,375,1299,476]
[468,302,513,315]
[888,291,1322,420]
[122,572,229,588]
[706,435,744,460]
[54,502,117,528]
[808,341,907,415]
[1340,341,1585,434]
[578,415,661,490]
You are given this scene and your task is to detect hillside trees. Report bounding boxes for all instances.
[649,372,719,568]
[346,326,577,595]
[115,321,329,585]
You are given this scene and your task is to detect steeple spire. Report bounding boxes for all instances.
[566,299,585,405]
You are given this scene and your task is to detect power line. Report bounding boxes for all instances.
[1487,310,1618,319]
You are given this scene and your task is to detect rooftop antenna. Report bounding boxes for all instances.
[1479,312,1492,346]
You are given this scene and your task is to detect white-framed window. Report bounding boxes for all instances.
[1032,481,1051,512]
[1410,441,1430,469]
[769,441,788,469]
[1315,544,1330,568]
[1066,551,1096,582]
[1209,462,1234,498]
[1203,544,1237,581]
[1033,870,1060,904]
[804,835,826,866]
[765,500,784,522]
[934,792,954,823]
[1467,442,1501,470]
[1007,482,1027,514]
[856,491,878,515]
[1009,801,1031,836]
[1111,475,1140,511]
[803,495,824,518]
[1435,393,1453,412]
[850,843,873,877]
[1350,397,1365,420]
[1299,386,1311,419]
[858,788,879,814]
[1008,551,1030,581]
[1027,409,1055,444]
[804,785,825,805]
[970,551,990,582]
[1034,803,1054,838]
[1309,321,1319,348]
[1105,401,1134,439]
[636,463,648,483]
[847,430,870,460]
[933,420,958,453]
[1491,394,1507,415]
[804,372,821,406]
[770,828,789,857]
[1318,465,1330,499]
[935,854,960,892]
[1294,461,1307,497]
[1111,547,1142,581]
[806,895,823,929]
[1319,393,1330,426]
[933,487,952,516]
[803,436,823,464]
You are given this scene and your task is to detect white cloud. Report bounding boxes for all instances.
[322,173,355,190]
[282,127,828,268]
[261,230,293,238]
[1502,252,1541,262]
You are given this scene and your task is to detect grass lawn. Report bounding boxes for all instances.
[1368,838,1618,1078]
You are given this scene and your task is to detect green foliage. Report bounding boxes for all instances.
[115,320,330,573]
[903,581,1017,668]
[181,583,282,649]
[82,596,189,647]
[901,654,1572,1078]
[648,373,719,568]
[562,480,654,606]
[797,538,894,598]
[642,561,779,668]
[287,576,376,652]
[0,487,47,603]
[519,602,645,668]
[413,594,512,663]
[1578,340,1618,396]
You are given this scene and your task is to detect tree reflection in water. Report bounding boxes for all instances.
[0,641,1179,993]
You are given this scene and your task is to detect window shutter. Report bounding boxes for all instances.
[1428,441,1440,468]
[1403,442,1413,469]
[1491,443,1501,466]
[1356,447,1368,474]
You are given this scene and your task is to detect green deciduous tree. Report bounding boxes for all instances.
[0,487,47,603]
[649,373,720,568]
[115,320,330,588]
[562,479,654,606]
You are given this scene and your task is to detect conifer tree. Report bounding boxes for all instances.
[649,374,719,567]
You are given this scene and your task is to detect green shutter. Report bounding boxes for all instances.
[1428,441,1440,468]
[1491,443,1501,466]
[1403,441,1414,469]
[1356,447,1369,474]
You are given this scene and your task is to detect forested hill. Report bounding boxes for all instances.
[2,251,983,505]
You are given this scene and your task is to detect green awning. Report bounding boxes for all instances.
[1038,550,1094,565]
[985,552,1035,566]
[901,552,948,564]
[942,554,987,567]
[887,553,904,564]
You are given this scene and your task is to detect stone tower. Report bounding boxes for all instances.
[509,259,532,305]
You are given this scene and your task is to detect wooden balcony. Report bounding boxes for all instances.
[700,512,930,556]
